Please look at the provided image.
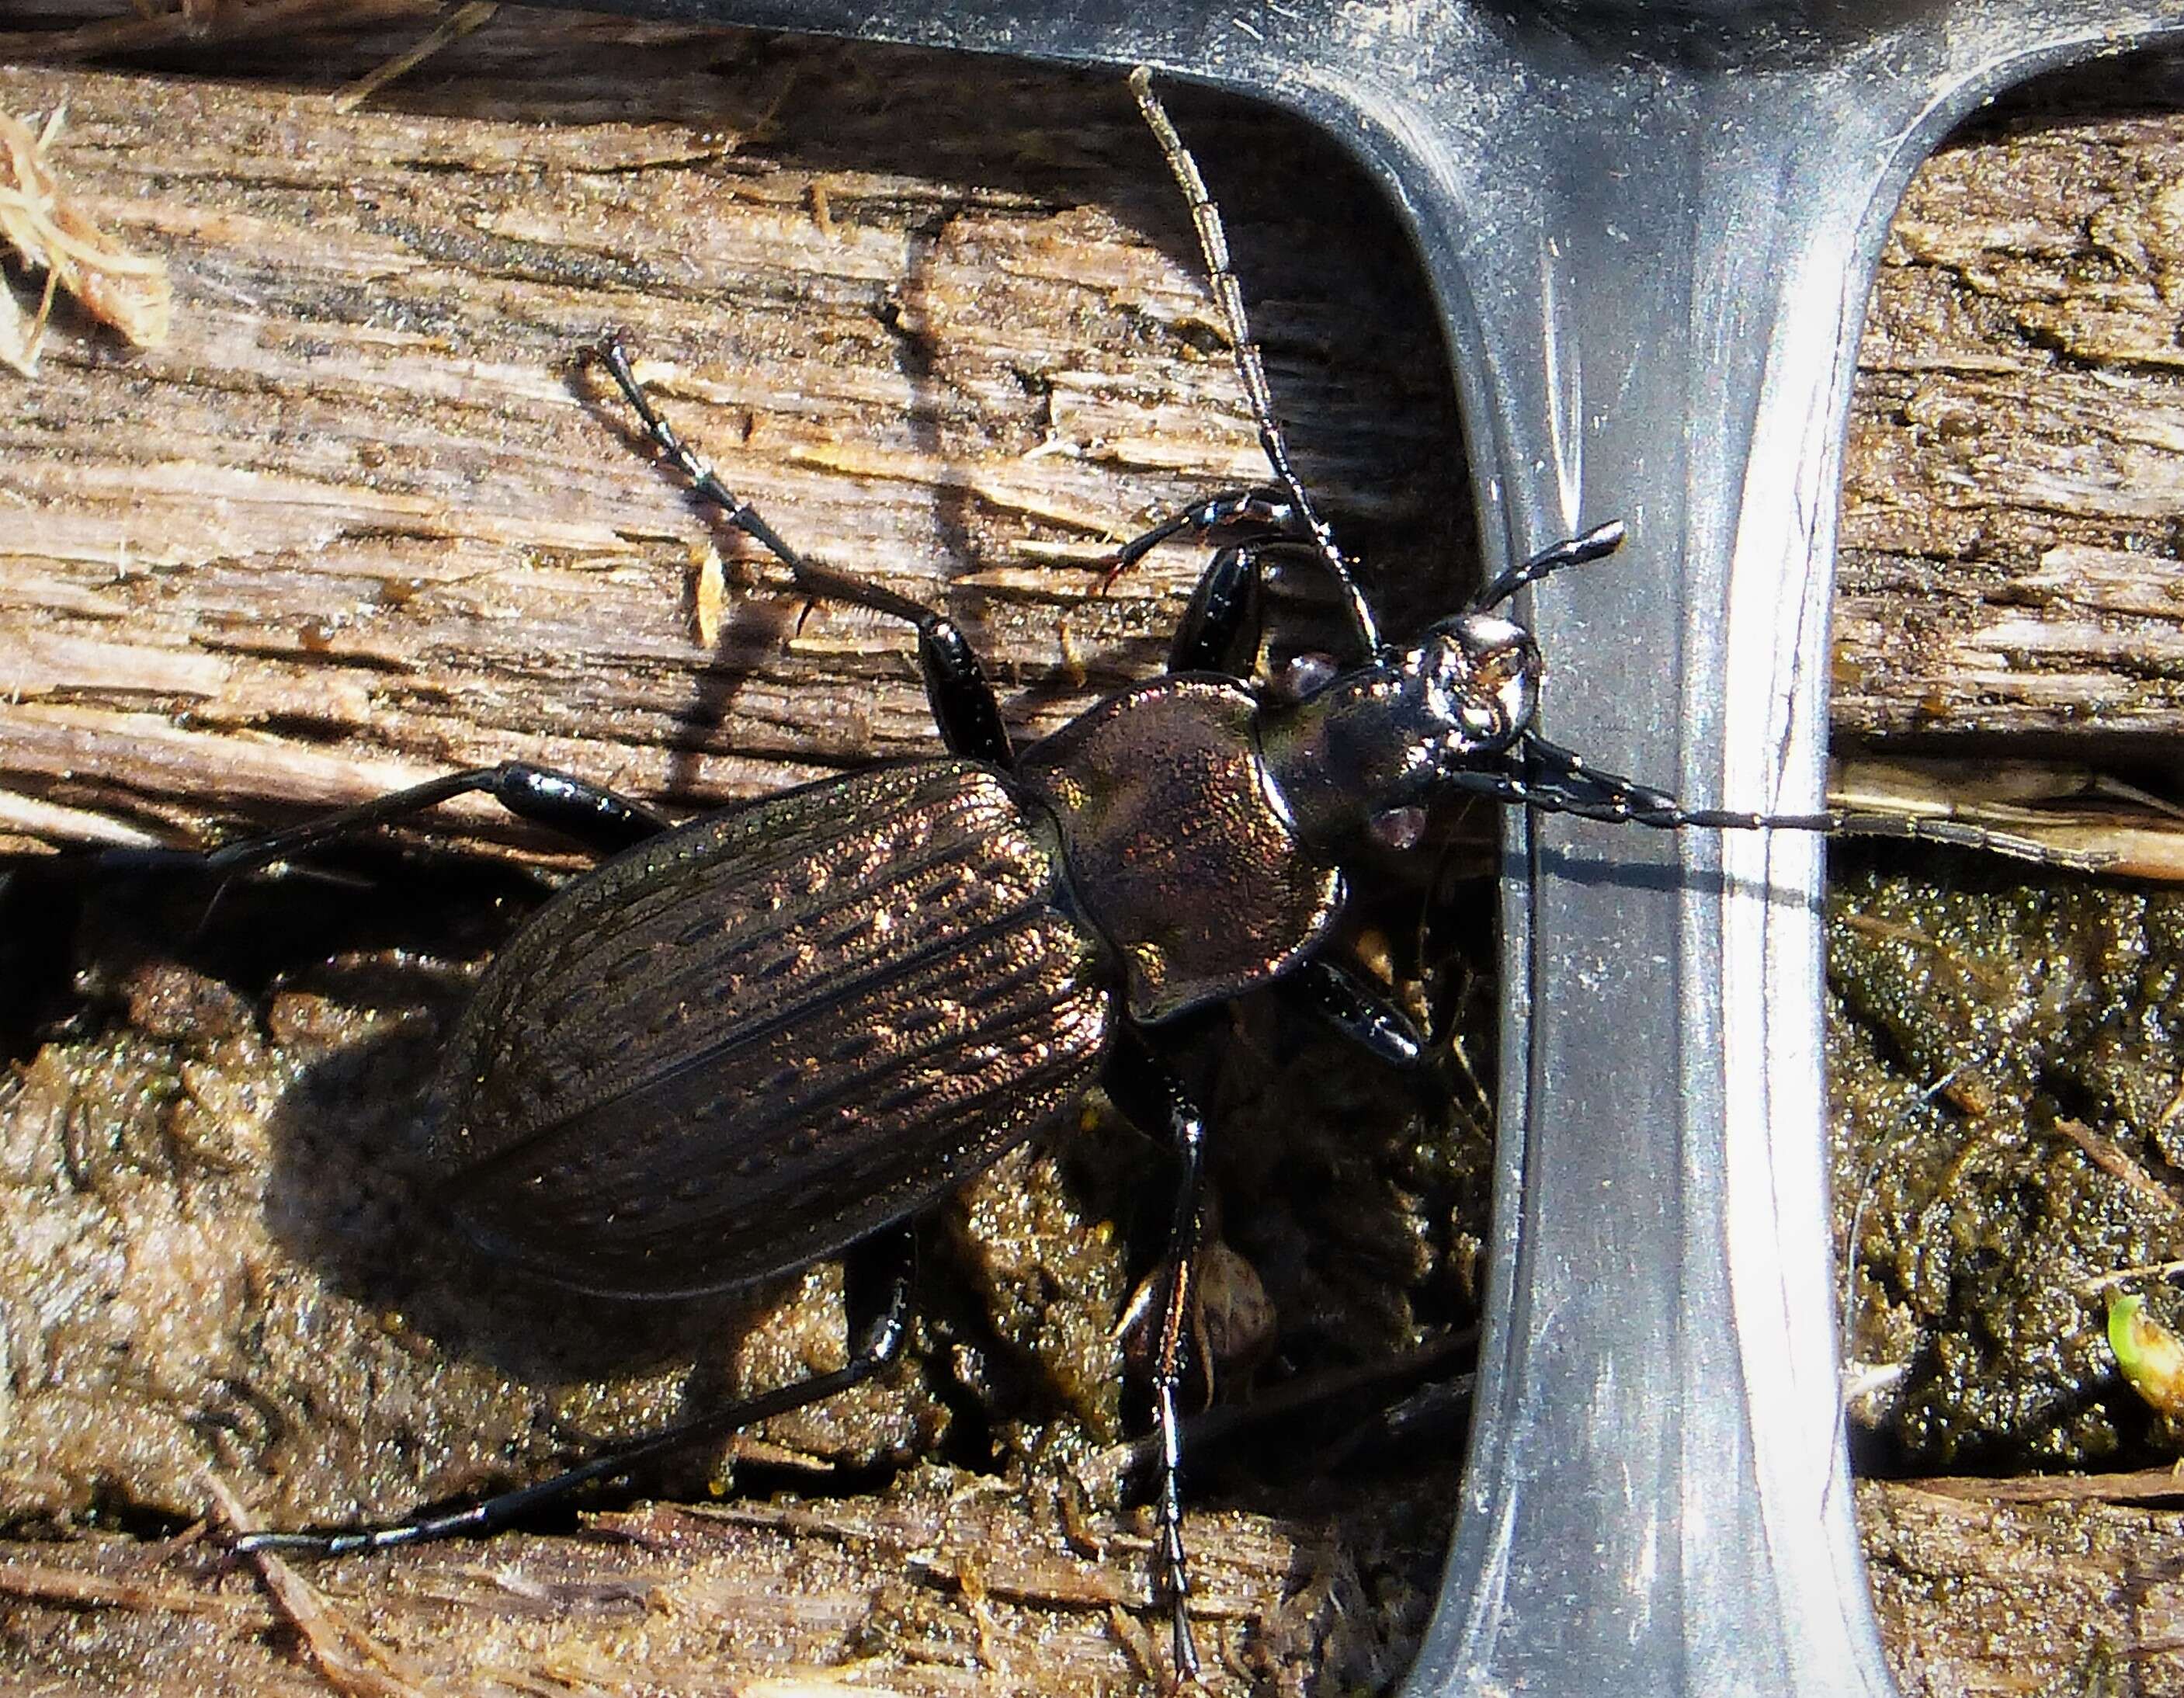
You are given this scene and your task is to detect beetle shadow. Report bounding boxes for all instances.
[1530,836,1832,911]
[247,921,778,1417]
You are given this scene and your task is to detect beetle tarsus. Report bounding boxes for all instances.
[1154,1375,1201,1686]
[1099,1030,1210,1681]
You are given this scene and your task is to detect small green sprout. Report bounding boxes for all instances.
[2108,1293,2184,1417]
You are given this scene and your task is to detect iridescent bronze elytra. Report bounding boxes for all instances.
[158,71,2090,1685]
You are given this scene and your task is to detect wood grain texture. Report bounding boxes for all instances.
[0,15,1470,859]
[1839,99,2184,748]
[1,16,2179,862]
[0,1481,2177,1696]
[0,1493,1393,1697]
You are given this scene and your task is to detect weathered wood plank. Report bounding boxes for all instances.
[0,19,1469,858]
[1840,103,2184,745]
[0,1481,2176,1696]
[1,18,2180,862]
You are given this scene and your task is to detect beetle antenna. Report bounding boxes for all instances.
[1130,67,1379,655]
[1470,519,1626,613]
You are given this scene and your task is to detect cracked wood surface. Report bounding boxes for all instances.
[0,16,2181,859]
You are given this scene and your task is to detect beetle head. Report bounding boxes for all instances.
[1259,521,1621,854]
[1259,609,1546,854]
[1411,609,1543,762]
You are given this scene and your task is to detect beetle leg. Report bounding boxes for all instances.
[768,553,1009,765]
[95,761,668,883]
[233,1226,917,1558]
[765,553,1012,765]
[1102,484,1297,585]
[901,600,1012,767]
[1164,543,1263,677]
[1285,958,1427,1068]
[1168,533,1392,679]
[597,341,1013,766]
[1099,1030,1210,1686]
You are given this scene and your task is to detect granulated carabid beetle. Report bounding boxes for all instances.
[109,71,2087,1685]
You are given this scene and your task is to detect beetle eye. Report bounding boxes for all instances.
[1369,805,1428,851]
[1457,697,1509,741]
[1270,649,1341,703]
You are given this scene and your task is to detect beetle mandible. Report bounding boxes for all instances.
[135,68,2097,1685]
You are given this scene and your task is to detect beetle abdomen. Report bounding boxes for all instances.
[432,760,1113,1297]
